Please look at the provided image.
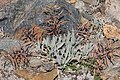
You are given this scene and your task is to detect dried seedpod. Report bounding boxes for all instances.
[40,3,69,36]
[15,25,46,51]
[44,15,68,35]
[91,40,115,71]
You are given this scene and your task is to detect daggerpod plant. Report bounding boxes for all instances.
[35,29,82,68]
[35,29,94,69]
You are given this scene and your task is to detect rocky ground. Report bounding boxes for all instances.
[0,0,120,80]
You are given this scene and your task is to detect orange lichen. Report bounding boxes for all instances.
[103,23,120,39]
[66,0,77,4]
[15,68,58,80]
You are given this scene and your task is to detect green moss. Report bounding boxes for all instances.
[94,75,102,80]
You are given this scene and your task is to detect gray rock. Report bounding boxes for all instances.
[105,0,120,28]
[0,38,22,52]
[0,0,80,33]
[29,57,54,72]
[0,12,4,19]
